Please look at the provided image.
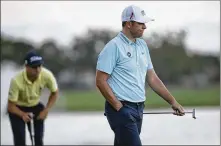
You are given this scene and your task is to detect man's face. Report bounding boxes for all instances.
[128,21,146,38]
[26,65,42,78]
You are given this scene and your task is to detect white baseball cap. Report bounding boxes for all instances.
[121,5,154,23]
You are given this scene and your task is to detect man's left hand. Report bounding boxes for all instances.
[171,102,185,116]
[37,108,49,120]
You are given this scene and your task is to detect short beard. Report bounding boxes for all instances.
[130,30,142,38]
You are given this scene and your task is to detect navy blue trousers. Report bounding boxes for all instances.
[105,100,144,146]
[8,102,45,146]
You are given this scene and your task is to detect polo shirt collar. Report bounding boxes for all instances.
[118,31,139,46]
[23,69,41,85]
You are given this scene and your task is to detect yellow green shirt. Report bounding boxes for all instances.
[8,67,58,107]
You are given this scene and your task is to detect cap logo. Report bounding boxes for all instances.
[141,10,146,16]
[30,56,42,63]
[130,12,134,20]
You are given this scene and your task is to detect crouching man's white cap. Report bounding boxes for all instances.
[121,5,154,23]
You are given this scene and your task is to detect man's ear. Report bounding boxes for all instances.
[127,22,131,29]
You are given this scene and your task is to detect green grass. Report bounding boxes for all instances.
[63,86,220,111]
[145,86,220,108]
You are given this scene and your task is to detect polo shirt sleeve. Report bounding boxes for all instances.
[146,49,154,70]
[142,40,154,70]
[46,71,58,92]
[8,78,19,102]
[96,41,118,74]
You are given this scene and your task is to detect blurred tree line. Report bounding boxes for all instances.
[1,29,220,89]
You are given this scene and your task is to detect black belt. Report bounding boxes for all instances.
[104,101,144,116]
[120,100,144,106]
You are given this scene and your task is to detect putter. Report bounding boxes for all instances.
[29,113,35,146]
[143,108,196,119]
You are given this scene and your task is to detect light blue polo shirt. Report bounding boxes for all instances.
[96,32,153,102]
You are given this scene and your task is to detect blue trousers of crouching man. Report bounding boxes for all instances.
[8,102,45,146]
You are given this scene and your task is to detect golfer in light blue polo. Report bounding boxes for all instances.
[96,5,185,146]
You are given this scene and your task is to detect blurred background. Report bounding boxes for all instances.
[1,1,220,145]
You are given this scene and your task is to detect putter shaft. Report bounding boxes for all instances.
[30,113,35,146]
[143,111,192,114]
[143,109,196,119]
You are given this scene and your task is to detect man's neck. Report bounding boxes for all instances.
[27,74,37,83]
[122,29,136,42]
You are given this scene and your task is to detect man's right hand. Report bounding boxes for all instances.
[21,112,32,122]
[8,101,32,122]
[115,102,123,111]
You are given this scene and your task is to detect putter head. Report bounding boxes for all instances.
[192,109,196,119]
